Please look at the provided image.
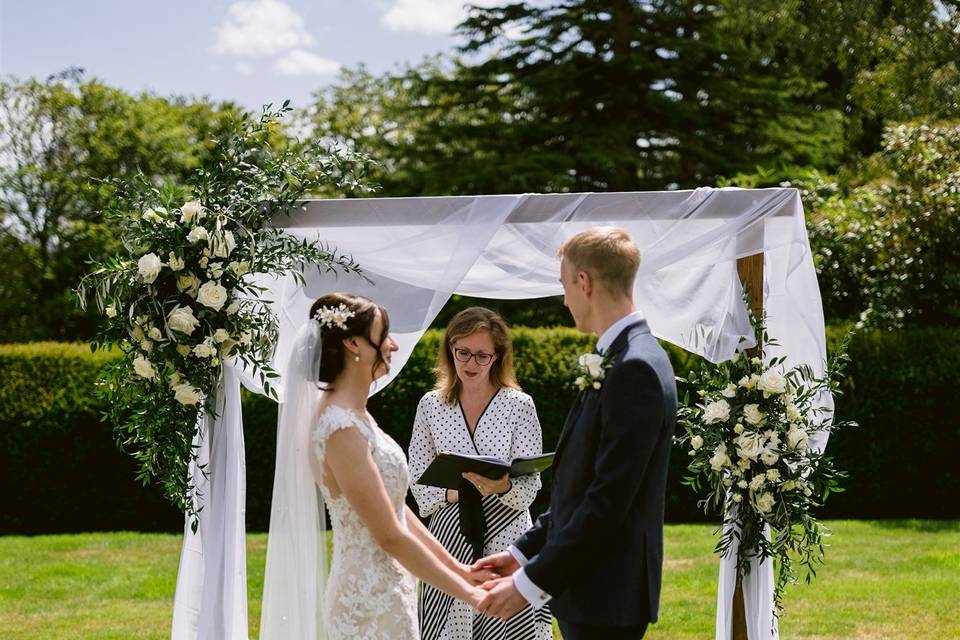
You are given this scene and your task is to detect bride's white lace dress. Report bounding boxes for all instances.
[313,405,419,640]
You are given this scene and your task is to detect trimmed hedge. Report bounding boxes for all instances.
[2,329,956,533]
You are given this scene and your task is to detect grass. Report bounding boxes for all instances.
[0,521,956,639]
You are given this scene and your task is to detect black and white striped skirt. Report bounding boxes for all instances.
[419,495,553,640]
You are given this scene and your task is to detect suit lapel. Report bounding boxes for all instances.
[553,320,650,462]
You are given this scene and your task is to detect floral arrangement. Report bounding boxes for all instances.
[573,351,612,391]
[78,104,370,525]
[676,320,855,616]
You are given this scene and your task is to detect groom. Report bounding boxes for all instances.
[474,228,677,639]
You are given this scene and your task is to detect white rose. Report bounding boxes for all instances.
[735,432,765,461]
[177,273,200,298]
[593,381,602,390]
[756,492,775,513]
[732,493,742,503]
[721,383,738,398]
[766,468,781,481]
[199,256,209,268]
[133,355,155,380]
[212,328,229,343]
[228,261,249,277]
[749,474,766,491]
[757,368,787,396]
[148,327,163,341]
[703,399,731,424]
[787,425,809,450]
[764,429,781,448]
[782,480,798,491]
[105,305,117,318]
[180,200,204,224]
[167,252,185,272]
[690,435,704,450]
[579,353,605,379]
[760,448,780,466]
[207,262,224,279]
[167,305,200,336]
[197,281,228,311]
[738,375,751,388]
[172,382,202,405]
[737,479,748,489]
[193,341,216,358]
[743,404,765,426]
[176,344,192,357]
[709,444,731,472]
[137,253,163,284]
[225,301,240,315]
[187,225,209,244]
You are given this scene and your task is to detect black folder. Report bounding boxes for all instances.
[415,451,555,490]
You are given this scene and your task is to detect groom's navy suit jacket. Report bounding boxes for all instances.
[514,320,677,627]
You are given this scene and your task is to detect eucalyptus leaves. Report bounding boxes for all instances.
[78,104,370,524]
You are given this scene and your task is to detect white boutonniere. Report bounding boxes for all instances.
[574,351,613,391]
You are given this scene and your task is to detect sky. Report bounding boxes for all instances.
[0,0,505,109]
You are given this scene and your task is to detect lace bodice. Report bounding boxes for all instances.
[312,405,418,640]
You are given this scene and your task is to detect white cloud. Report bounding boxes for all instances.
[273,49,341,76]
[381,0,504,35]
[235,62,255,75]
[215,0,313,58]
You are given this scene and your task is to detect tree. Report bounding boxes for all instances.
[0,71,243,341]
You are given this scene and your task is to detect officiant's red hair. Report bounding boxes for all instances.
[436,307,519,405]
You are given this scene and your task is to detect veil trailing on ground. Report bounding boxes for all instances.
[259,319,328,639]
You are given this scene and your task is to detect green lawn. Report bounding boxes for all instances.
[0,521,956,639]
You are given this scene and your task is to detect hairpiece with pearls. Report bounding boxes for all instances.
[313,303,355,330]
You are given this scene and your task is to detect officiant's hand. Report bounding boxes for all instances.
[477,576,526,620]
[471,551,519,577]
[462,471,511,497]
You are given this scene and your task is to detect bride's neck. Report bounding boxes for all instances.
[325,369,371,410]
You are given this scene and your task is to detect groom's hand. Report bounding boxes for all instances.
[477,576,526,620]
[471,551,519,576]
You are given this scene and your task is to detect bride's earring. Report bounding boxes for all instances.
[354,354,360,363]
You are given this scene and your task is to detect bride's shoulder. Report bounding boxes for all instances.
[314,404,372,442]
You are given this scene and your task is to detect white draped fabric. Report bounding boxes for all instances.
[170,187,830,640]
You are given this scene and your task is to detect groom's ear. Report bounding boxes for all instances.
[578,269,593,296]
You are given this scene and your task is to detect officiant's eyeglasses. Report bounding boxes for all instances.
[453,347,495,366]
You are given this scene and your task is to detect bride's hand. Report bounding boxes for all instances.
[466,586,487,611]
[460,562,499,585]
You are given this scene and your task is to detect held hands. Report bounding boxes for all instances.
[470,551,520,577]
[462,471,511,497]
[476,576,527,620]
[459,562,499,586]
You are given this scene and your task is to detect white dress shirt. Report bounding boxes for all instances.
[510,309,645,608]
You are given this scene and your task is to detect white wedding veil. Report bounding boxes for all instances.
[259,318,328,639]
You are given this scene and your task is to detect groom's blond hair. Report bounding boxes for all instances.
[559,227,640,299]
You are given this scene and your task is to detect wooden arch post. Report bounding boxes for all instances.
[732,250,764,640]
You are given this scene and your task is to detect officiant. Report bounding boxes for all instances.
[409,307,552,640]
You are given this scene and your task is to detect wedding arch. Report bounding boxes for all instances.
[170,187,830,640]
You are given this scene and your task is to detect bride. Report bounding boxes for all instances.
[259,292,490,639]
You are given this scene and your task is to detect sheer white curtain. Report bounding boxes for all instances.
[171,187,829,640]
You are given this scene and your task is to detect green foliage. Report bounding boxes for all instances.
[2,328,956,533]
[0,71,245,342]
[76,104,371,523]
